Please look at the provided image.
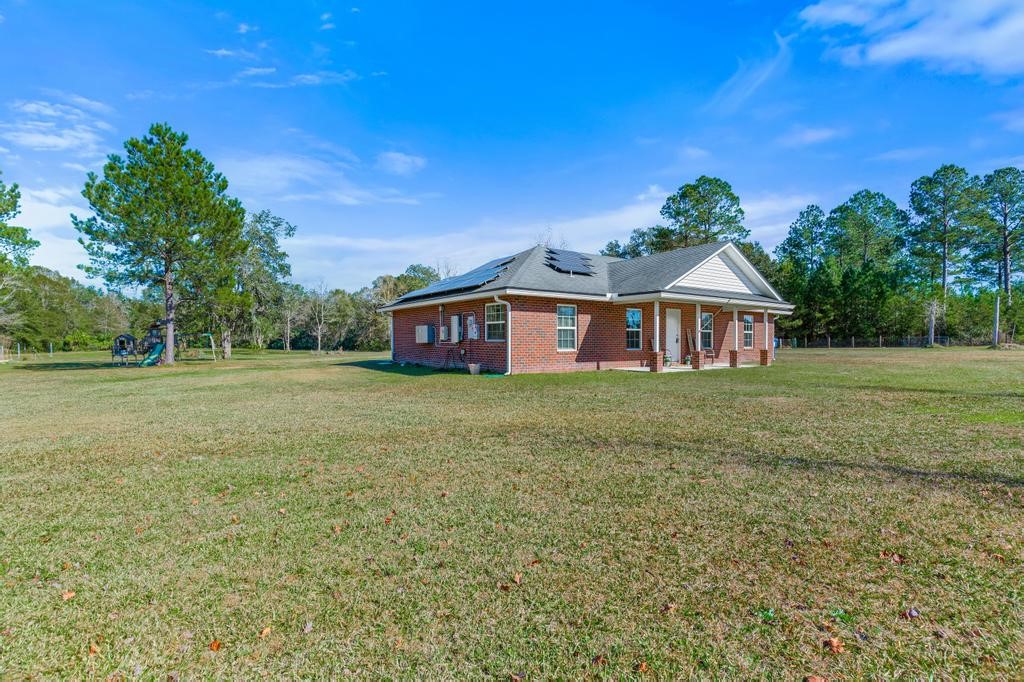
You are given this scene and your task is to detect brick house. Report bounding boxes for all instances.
[379,241,793,374]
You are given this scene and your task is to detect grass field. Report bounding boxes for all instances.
[1,348,1022,678]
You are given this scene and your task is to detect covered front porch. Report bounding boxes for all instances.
[613,295,785,373]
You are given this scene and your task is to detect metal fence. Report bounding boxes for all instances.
[777,333,1014,349]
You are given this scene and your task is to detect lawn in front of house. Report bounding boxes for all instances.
[1,348,1021,678]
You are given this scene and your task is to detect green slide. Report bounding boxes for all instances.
[139,343,164,367]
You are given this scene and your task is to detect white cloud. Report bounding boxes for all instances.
[868,146,940,161]
[351,7,361,13]
[0,14,5,24]
[707,32,793,114]
[237,22,257,34]
[320,23,336,31]
[375,151,427,176]
[320,12,335,30]
[742,192,819,246]
[238,66,277,78]
[994,108,1024,133]
[0,95,113,157]
[285,196,664,289]
[635,184,666,201]
[287,70,358,86]
[776,125,845,147]
[320,12,332,21]
[205,48,256,60]
[800,0,1024,76]
[16,185,93,281]
[681,145,711,160]
[218,153,420,206]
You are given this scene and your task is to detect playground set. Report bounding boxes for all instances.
[111,320,217,367]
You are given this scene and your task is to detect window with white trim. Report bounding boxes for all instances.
[556,305,576,351]
[626,308,642,350]
[700,312,713,351]
[743,314,754,348]
[485,303,506,341]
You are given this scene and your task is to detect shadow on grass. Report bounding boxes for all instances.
[750,453,1024,489]
[336,359,503,378]
[810,382,1024,400]
[13,358,211,372]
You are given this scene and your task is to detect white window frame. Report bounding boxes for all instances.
[700,312,713,351]
[556,304,577,352]
[743,314,754,349]
[484,303,506,342]
[625,308,642,350]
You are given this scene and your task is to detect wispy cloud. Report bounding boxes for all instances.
[868,146,940,161]
[706,32,793,114]
[800,0,1024,76]
[238,66,277,78]
[681,145,711,160]
[320,12,335,30]
[237,22,257,34]
[743,192,820,246]
[219,153,423,207]
[993,107,1024,133]
[0,93,114,158]
[635,184,666,201]
[777,125,845,147]
[205,48,256,60]
[375,151,427,176]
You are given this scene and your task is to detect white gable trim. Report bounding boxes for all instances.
[665,242,783,302]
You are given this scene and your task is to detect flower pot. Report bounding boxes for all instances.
[468,363,481,375]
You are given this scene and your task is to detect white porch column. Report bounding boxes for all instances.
[763,309,770,349]
[695,303,702,350]
[389,313,395,359]
[653,301,660,352]
[732,309,738,351]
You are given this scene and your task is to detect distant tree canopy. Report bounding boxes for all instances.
[2,152,1023,354]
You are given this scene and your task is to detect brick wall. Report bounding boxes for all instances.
[391,299,509,373]
[391,295,775,374]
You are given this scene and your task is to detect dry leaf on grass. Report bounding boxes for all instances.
[259,626,272,638]
[62,590,75,601]
[209,639,222,652]
[823,637,844,654]
[513,572,523,585]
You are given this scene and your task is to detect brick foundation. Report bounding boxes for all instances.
[729,350,739,367]
[760,349,772,366]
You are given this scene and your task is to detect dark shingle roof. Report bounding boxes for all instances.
[385,241,789,308]
[608,241,725,295]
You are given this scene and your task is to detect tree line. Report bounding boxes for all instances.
[602,171,1022,344]
[0,124,439,360]
[2,124,1021,356]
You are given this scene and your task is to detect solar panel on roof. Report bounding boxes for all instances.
[545,248,595,275]
[396,256,514,301]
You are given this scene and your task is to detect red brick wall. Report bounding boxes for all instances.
[506,296,655,373]
[391,299,509,373]
[391,295,776,374]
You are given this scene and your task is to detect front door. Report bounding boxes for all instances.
[666,308,681,362]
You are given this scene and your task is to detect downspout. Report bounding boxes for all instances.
[389,312,395,361]
[494,295,512,375]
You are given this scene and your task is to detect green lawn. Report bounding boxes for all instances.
[1,348,1021,678]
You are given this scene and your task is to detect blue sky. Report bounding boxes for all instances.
[1,0,1022,290]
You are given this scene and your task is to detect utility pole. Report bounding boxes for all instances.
[927,301,936,347]
[993,294,1001,348]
